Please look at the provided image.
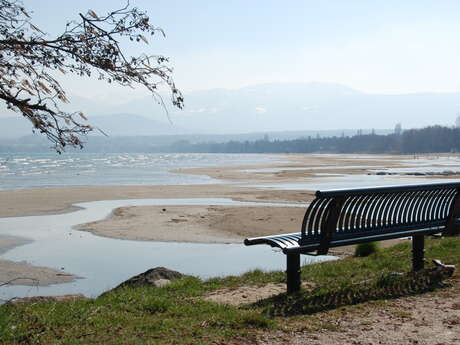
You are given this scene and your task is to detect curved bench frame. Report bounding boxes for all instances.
[245,182,460,293]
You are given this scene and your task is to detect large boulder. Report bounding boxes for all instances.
[112,267,185,291]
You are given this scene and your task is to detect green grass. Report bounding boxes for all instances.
[354,241,380,257]
[1,236,459,345]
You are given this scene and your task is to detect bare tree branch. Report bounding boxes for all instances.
[0,0,183,152]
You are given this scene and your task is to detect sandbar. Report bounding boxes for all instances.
[0,235,78,286]
[77,205,306,243]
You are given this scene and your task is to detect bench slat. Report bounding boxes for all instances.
[244,181,460,294]
[245,182,460,254]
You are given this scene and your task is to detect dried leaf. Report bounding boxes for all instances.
[78,112,88,120]
[139,35,149,44]
[57,92,69,103]
[37,81,51,94]
[31,117,40,127]
[21,79,31,88]
[88,10,99,19]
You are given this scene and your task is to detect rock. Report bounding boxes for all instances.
[432,259,456,277]
[111,267,185,291]
[153,278,171,288]
[10,294,88,305]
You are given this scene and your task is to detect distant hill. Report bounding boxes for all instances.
[0,113,188,139]
[97,82,460,134]
[165,83,460,133]
[88,113,187,136]
[0,116,36,138]
[2,82,460,138]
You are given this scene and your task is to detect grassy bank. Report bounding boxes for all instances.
[1,236,459,345]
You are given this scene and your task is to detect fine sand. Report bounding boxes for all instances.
[1,153,459,286]
[77,205,306,243]
[0,235,78,287]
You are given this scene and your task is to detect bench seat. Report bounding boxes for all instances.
[244,182,460,293]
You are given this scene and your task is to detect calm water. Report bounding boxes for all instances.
[0,152,278,190]
[0,198,333,300]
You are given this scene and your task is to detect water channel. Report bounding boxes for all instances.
[0,198,333,301]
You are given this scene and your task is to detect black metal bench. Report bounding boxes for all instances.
[244,182,460,293]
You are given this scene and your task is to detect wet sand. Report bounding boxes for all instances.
[0,184,314,218]
[1,153,459,286]
[0,235,78,286]
[77,205,306,243]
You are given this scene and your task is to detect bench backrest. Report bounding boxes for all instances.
[300,182,460,254]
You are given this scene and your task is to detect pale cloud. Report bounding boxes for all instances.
[255,106,267,114]
[301,106,319,112]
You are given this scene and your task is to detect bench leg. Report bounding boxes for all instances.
[286,253,301,293]
[412,235,425,271]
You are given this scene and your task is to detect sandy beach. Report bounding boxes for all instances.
[1,153,459,287]
[0,235,78,286]
[77,205,306,243]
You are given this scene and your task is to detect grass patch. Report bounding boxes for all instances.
[354,241,380,257]
[1,236,459,344]
[1,278,274,345]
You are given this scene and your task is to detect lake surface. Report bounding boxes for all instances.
[0,153,278,190]
[0,198,333,301]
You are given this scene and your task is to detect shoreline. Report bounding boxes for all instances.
[1,152,453,219]
[0,235,78,286]
[0,183,315,218]
[1,153,459,287]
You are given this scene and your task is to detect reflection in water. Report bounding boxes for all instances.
[0,198,331,300]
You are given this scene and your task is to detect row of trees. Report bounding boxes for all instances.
[159,125,460,154]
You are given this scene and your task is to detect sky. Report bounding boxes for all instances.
[3,0,460,130]
[21,0,460,97]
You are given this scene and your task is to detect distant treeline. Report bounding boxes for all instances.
[159,125,460,154]
[1,125,459,154]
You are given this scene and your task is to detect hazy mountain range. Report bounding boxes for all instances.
[2,82,460,139]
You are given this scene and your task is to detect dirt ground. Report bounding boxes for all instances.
[256,282,460,345]
[204,274,460,345]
